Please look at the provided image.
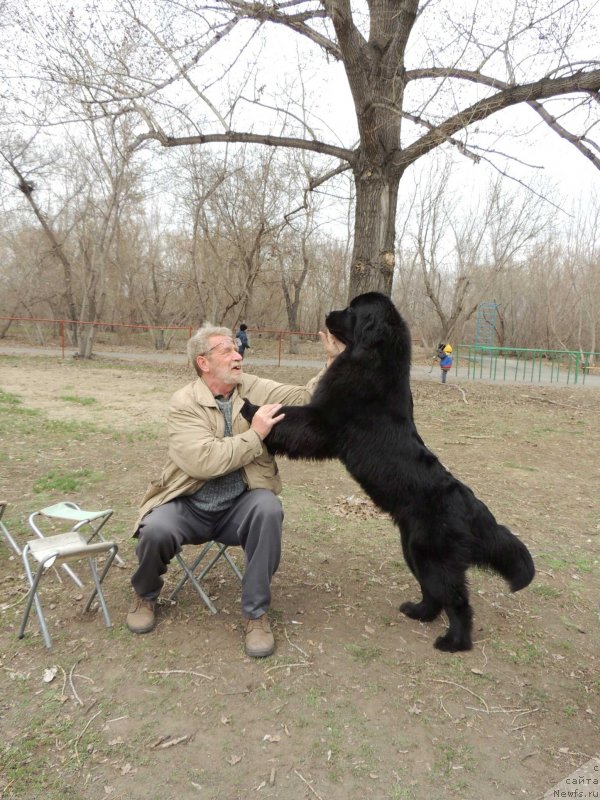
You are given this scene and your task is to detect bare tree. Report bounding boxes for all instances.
[178,148,291,325]
[1,142,82,345]
[401,162,554,344]
[19,0,599,299]
[563,198,600,360]
[0,225,48,339]
[1,115,146,356]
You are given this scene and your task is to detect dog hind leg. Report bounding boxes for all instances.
[434,577,473,652]
[404,556,473,651]
[398,526,443,623]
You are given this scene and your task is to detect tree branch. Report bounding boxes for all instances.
[401,110,482,164]
[122,1,235,130]
[530,98,600,171]
[405,66,600,169]
[308,161,352,190]
[322,0,368,90]
[224,0,341,59]
[380,0,419,81]
[130,128,356,163]
[394,70,600,171]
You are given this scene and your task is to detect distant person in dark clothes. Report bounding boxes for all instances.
[236,324,250,358]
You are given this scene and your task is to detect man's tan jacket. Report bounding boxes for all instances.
[134,370,324,531]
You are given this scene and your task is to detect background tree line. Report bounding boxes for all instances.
[1,125,598,356]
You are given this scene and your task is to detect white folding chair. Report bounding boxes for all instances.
[168,542,243,614]
[28,502,124,587]
[0,500,21,556]
[19,531,119,648]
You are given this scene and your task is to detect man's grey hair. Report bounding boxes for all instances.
[187,322,234,373]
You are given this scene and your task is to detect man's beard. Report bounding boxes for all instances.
[220,365,243,386]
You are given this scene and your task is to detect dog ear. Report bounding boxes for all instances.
[353,310,390,353]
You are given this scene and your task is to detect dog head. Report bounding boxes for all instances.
[326,292,408,358]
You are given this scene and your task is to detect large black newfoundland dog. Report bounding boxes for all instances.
[242,292,535,651]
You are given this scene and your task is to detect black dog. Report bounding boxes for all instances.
[242,292,534,651]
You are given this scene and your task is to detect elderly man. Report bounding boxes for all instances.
[127,322,344,657]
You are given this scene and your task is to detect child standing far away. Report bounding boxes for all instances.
[436,343,453,384]
[236,324,250,359]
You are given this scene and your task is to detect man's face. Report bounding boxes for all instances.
[198,335,243,390]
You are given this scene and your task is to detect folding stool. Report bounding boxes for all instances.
[168,542,243,614]
[19,531,119,648]
[28,501,124,586]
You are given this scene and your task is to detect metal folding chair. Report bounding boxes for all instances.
[28,501,124,587]
[0,500,21,556]
[19,531,119,649]
[168,542,243,614]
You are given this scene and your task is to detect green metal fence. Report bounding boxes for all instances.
[455,345,600,385]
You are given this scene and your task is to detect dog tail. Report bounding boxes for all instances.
[481,524,535,592]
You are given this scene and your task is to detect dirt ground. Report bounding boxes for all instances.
[0,354,598,800]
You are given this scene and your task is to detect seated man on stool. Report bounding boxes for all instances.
[127,322,344,657]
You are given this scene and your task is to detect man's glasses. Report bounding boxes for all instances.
[203,339,240,357]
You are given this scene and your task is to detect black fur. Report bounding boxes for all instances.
[242,292,535,652]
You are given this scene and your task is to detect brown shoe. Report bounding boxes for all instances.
[244,614,275,658]
[126,594,156,634]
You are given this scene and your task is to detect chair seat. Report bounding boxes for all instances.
[26,532,116,569]
[38,502,112,523]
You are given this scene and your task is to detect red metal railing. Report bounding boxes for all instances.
[0,316,320,366]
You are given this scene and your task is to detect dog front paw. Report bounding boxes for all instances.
[241,398,259,423]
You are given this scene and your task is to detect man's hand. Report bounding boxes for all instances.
[250,403,285,440]
[319,329,346,367]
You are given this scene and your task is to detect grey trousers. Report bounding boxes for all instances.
[131,489,283,619]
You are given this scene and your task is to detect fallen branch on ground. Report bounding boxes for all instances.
[146,669,214,681]
[447,384,468,403]
[149,734,193,749]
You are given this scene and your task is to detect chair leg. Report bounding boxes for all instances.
[0,517,22,557]
[195,545,231,582]
[83,546,119,627]
[61,563,85,588]
[221,546,243,581]
[171,552,218,613]
[168,543,243,612]
[168,542,213,601]
[19,547,53,649]
[74,515,125,567]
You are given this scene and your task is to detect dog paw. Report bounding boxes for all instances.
[240,398,259,423]
[399,600,441,622]
[434,631,472,652]
[399,601,424,619]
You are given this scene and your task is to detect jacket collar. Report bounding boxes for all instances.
[192,377,244,409]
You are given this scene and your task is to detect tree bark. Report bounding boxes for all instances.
[349,166,401,297]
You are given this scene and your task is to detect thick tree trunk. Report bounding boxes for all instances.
[348,167,401,299]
